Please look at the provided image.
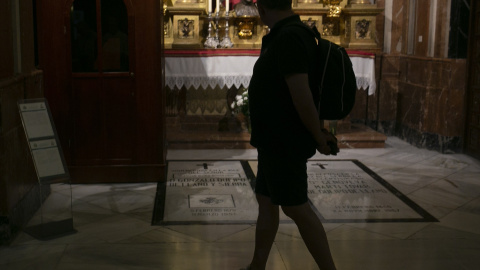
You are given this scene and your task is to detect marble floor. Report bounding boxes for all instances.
[1,137,480,270]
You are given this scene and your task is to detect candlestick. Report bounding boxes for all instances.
[204,13,219,49]
[220,12,234,48]
[214,13,220,43]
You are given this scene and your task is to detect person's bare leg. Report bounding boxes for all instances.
[282,203,336,270]
[250,194,279,270]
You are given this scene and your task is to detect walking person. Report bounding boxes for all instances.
[243,0,337,269]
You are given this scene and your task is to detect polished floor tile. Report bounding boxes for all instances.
[1,136,480,270]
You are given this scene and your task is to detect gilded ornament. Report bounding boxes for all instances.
[328,5,342,17]
[349,0,371,4]
[355,19,370,39]
[175,0,200,3]
[237,18,256,39]
[180,18,194,38]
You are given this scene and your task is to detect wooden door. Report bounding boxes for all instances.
[465,0,480,159]
[37,0,165,183]
[69,0,135,166]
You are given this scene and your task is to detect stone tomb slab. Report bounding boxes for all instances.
[152,160,437,225]
[307,160,437,223]
[154,161,258,225]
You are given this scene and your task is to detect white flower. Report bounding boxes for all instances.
[236,95,242,101]
[237,100,244,106]
[231,102,236,109]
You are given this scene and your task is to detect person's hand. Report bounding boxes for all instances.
[316,129,339,156]
[316,134,331,155]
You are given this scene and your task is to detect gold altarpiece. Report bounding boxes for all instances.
[163,0,383,49]
[164,0,385,149]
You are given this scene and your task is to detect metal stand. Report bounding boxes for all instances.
[204,12,219,48]
[220,11,234,48]
[18,99,76,241]
[214,12,220,44]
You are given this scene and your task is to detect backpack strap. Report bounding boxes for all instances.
[319,41,332,114]
[292,24,333,117]
[283,22,344,119]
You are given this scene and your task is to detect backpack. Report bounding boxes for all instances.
[290,22,357,120]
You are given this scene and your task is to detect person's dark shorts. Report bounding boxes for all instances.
[255,149,309,206]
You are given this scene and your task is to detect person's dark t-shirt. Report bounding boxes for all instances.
[249,15,319,158]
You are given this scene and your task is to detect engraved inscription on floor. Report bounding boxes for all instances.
[156,161,258,225]
[152,160,436,225]
[306,160,437,223]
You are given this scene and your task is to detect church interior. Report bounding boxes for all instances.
[1,0,480,269]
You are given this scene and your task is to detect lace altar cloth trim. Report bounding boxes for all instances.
[166,75,253,90]
[351,57,376,95]
[165,55,376,95]
[165,56,257,90]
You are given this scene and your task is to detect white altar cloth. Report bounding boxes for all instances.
[165,54,376,95]
[351,56,376,95]
[165,56,257,90]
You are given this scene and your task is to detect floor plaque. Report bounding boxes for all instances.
[307,160,437,223]
[152,160,437,225]
[153,161,258,225]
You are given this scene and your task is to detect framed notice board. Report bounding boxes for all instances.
[18,99,69,182]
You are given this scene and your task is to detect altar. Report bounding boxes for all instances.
[164,49,386,149]
[165,49,376,115]
[163,0,386,149]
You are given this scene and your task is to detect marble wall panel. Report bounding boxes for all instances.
[398,55,409,82]
[424,86,465,137]
[396,123,462,153]
[377,78,399,121]
[376,0,386,49]
[434,2,449,58]
[397,81,426,131]
[352,0,469,153]
[381,55,401,77]
[424,59,466,90]
[423,59,466,136]
[414,0,430,56]
[435,60,452,89]
[350,88,368,120]
[376,54,467,153]
[391,0,408,54]
[425,60,444,88]
[449,59,468,90]
[405,57,428,86]
[367,92,378,121]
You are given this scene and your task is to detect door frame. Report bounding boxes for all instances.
[36,0,166,183]
[66,0,137,166]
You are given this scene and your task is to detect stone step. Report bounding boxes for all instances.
[166,116,387,149]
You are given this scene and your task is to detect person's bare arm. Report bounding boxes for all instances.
[285,73,335,155]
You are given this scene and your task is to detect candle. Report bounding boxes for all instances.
[226,0,229,12]
[216,0,220,13]
[208,0,212,13]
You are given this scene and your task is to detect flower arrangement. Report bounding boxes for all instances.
[231,89,249,116]
[230,88,250,132]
